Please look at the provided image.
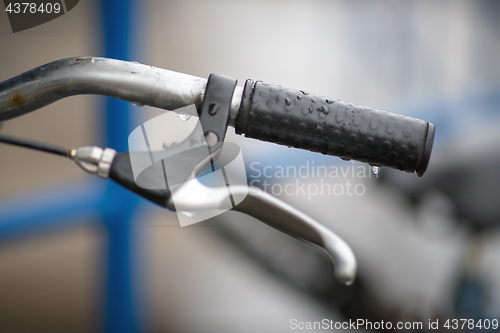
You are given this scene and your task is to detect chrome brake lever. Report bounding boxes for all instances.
[168,179,357,285]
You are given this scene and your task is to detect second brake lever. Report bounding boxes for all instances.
[73,73,358,285]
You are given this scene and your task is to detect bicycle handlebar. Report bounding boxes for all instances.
[0,57,434,176]
[0,57,438,285]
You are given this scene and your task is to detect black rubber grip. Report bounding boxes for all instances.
[235,80,435,176]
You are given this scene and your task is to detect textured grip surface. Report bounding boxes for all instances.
[236,80,435,176]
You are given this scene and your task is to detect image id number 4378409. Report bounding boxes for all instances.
[5,2,61,14]
[443,319,498,330]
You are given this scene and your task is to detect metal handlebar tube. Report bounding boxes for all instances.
[0,57,242,123]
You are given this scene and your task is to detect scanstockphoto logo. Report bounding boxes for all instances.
[248,160,375,200]
[128,105,248,227]
[3,0,79,33]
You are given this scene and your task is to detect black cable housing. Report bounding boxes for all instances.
[0,133,70,157]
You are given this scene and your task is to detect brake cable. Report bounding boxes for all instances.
[0,133,72,158]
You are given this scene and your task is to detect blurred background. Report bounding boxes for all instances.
[1,0,500,332]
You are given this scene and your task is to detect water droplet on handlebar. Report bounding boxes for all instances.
[178,114,191,121]
[131,102,144,107]
[179,211,197,217]
[372,165,380,176]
